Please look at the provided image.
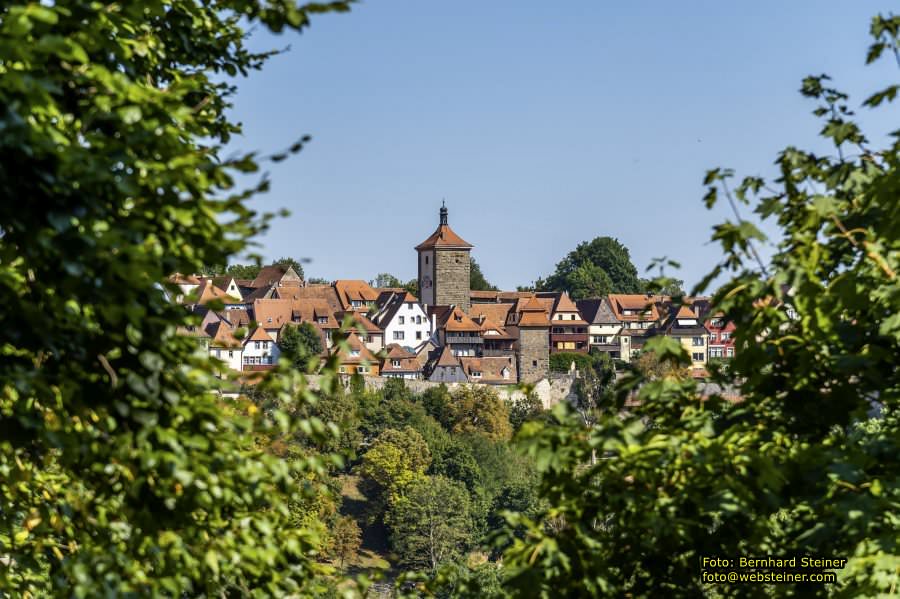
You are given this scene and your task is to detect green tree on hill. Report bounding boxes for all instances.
[538,236,643,299]
[470,257,499,291]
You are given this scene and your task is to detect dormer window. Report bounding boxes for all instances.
[350,349,360,357]
[318,317,327,324]
[570,314,575,320]
[392,360,401,367]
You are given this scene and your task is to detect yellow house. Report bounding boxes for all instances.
[664,305,709,374]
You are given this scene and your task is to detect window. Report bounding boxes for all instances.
[357,366,368,374]
[692,352,704,362]
[255,341,261,349]
[318,317,328,324]
[532,360,537,367]
[407,302,413,309]
[721,332,731,340]
[416,331,422,340]
[350,349,360,357]
[710,347,723,358]
[726,347,734,357]
[692,337,704,346]
[593,335,609,344]
[215,349,221,357]
[557,314,563,320]
[425,256,429,264]
[393,331,405,340]
[228,351,234,358]
[398,316,405,325]
[339,366,346,373]
[392,360,401,367]
[553,327,563,334]
[471,371,482,378]
[359,335,367,342]
[570,314,576,320]
[416,315,422,324]
[709,333,717,342]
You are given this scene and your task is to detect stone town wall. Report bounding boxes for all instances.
[434,249,470,312]
[303,372,577,409]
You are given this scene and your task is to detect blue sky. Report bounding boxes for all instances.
[229,1,898,290]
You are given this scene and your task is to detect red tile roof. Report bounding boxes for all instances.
[415,224,473,250]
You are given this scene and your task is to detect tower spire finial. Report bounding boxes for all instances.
[439,199,448,225]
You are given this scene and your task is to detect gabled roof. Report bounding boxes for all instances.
[222,308,251,328]
[331,332,377,364]
[243,284,276,302]
[370,291,424,328]
[552,292,580,314]
[469,303,515,328]
[441,306,482,333]
[195,279,242,306]
[291,298,340,329]
[434,345,461,367]
[675,305,697,319]
[250,264,302,288]
[336,311,382,334]
[516,295,551,327]
[334,280,380,310]
[608,294,662,322]
[208,321,242,348]
[245,326,274,344]
[381,344,422,373]
[275,284,343,312]
[459,355,516,384]
[576,297,620,325]
[253,298,293,329]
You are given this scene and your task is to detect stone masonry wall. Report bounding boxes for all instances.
[300,372,577,410]
[434,249,470,312]
[518,327,550,383]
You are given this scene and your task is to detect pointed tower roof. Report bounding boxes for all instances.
[415,202,473,250]
[518,294,551,327]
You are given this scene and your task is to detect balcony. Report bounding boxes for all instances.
[446,335,483,344]
[550,332,589,341]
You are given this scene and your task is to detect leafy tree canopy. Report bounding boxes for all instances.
[279,321,324,368]
[493,14,900,598]
[538,236,643,298]
[0,0,352,595]
[470,257,499,292]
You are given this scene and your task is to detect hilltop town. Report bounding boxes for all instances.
[171,204,736,385]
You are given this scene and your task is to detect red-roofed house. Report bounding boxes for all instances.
[242,326,279,369]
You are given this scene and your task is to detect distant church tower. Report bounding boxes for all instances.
[416,203,472,312]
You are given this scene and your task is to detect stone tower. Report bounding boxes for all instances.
[416,203,473,312]
[515,295,550,383]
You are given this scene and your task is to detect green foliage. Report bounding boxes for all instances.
[470,257,499,292]
[538,236,644,298]
[507,392,545,432]
[329,515,362,572]
[445,386,513,442]
[0,0,352,595]
[279,321,324,367]
[388,476,473,572]
[488,14,900,598]
[548,351,595,373]
[359,427,431,497]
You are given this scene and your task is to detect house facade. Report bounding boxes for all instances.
[577,297,622,357]
[549,292,589,353]
[370,291,433,350]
